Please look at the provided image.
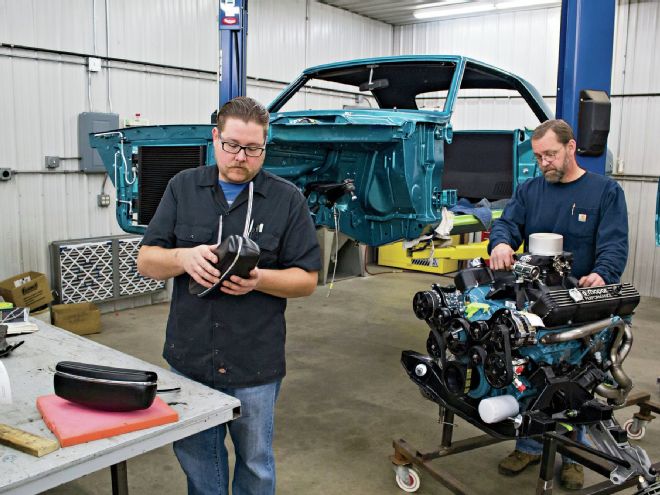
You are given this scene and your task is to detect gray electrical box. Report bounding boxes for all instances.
[78,112,119,173]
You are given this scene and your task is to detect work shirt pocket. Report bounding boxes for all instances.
[253,232,280,267]
[567,207,598,239]
[174,224,214,247]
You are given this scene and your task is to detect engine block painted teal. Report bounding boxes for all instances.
[452,284,619,405]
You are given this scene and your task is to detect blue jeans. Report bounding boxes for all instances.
[516,426,589,465]
[173,380,282,495]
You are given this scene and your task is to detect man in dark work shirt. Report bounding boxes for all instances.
[489,119,628,490]
[138,96,321,495]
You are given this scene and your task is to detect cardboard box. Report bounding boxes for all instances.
[52,302,101,336]
[0,271,54,310]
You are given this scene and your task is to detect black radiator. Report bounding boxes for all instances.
[442,132,515,202]
[137,145,206,225]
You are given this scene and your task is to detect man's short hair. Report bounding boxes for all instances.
[532,119,575,144]
[217,96,269,139]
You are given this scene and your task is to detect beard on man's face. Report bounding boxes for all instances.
[542,156,568,183]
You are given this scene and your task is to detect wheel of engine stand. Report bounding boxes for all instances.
[623,418,647,440]
[634,479,660,495]
[395,467,421,492]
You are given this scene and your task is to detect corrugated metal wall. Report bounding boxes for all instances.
[394,7,561,129]
[246,0,392,110]
[1,0,657,303]
[0,0,220,309]
[393,1,660,297]
[610,0,660,296]
[0,0,392,310]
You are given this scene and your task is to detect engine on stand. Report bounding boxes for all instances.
[401,237,658,491]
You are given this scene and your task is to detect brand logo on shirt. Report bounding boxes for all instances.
[578,213,587,222]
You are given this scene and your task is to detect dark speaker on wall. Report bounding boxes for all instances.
[577,89,611,156]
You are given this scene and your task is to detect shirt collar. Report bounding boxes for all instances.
[196,165,269,197]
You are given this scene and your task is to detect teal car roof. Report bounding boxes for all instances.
[302,55,465,74]
[271,55,551,120]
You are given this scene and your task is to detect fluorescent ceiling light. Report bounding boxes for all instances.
[414,3,495,19]
[411,0,469,9]
[413,0,560,20]
[496,0,560,8]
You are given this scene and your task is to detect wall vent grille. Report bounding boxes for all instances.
[51,235,165,303]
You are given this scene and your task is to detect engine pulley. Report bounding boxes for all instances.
[413,289,443,321]
[445,318,470,356]
[484,352,513,389]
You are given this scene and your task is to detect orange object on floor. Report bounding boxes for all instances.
[37,395,179,447]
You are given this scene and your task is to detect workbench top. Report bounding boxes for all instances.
[0,319,240,494]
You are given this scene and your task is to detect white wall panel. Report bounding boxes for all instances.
[394,7,561,96]
[247,0,392,94]
[247,0,308,82]
[0,0,217,69]
[0,0,233,309]
[0,0,95,53]
[0,53,217,171]
[0,54,218,290]
[105,0,217,71]
[392,2,659,296]
[619,179,660,298]
[392,8,561,134]
[247,82,287,109]
[611,1,660,297]
[609,96,660,176]
[450,97,554,132]
[107,65,217,124]
[308,1,392,66]
[610,0,660,177]
[0,0,395,309]
[2,0,656,300]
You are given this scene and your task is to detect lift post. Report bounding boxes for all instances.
[555,0,616,175]
[219,0,248,106]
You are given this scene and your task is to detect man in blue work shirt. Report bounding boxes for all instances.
[137,96,321,495]
[488,119,628,490]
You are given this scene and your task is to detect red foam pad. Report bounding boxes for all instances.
[37,394,178,447]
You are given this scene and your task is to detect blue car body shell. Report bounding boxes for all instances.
[90,55,552,245]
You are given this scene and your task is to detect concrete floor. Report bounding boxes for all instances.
[44,270,659,495]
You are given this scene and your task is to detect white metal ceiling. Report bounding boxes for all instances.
[316,0,561,25]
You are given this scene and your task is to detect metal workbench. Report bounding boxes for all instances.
[0,319,240,494]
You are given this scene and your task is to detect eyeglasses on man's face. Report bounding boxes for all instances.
[533,147,563,165]
[220,140,266,157]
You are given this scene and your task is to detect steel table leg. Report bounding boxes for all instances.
[111,461,129,495]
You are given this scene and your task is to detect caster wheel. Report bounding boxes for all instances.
[635,479,660,495]
[624,418,646,440]
[395,467,421,493]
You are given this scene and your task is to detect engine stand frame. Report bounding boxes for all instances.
[391,406,505,495]
[391,405,660,495]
